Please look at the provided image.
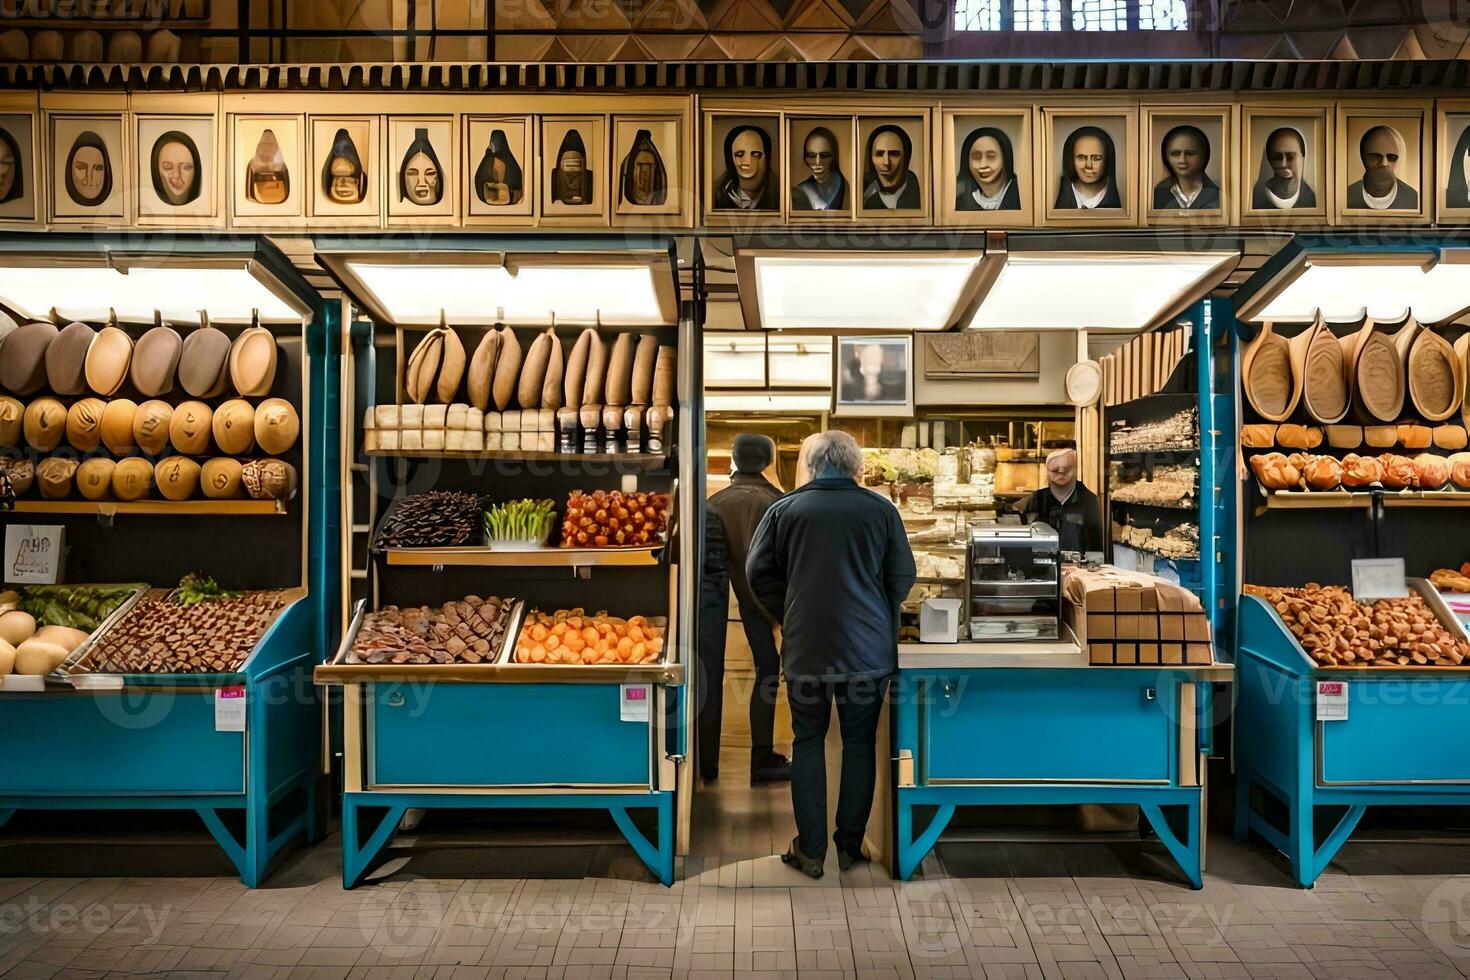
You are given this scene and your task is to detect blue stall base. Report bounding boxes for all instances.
[340,790,675,888]
[1234,593,1470,888]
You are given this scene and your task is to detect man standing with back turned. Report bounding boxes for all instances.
[746,431,916,877]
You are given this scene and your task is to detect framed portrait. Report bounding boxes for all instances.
[704,111,781,223]
[464,116,533,221]
[0,113,38,223]
[1437,101,1470,223]
[231,114,304,221]
[542,115,606,224]
[1335,103,1429,224]
[834,335,913,417]
[612,115,681,218]
[386,116,456,223]
[50,113,125,221]
[786,115,854,220]
[1240,105,1330,224]
[136,114,218,222]
[1143,106,1231,225]
[940,108,1033,227]
[1041,106,1137,225]
[855,115,928,221]
[308,115,379,222]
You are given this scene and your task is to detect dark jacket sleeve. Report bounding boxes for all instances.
[882,505,917,617]
[744,504,787,625]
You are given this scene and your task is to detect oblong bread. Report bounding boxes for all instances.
[1407,327,1461,422]
[1242,322,1298,422]
[605,333,634,406]
[467,330,501,412]
[436,328,466,404]
[85,325,134,397]
[581,331,607,406]
[492,326,522,411]
[541,331,564,412]
[1292,321,1348,425]
[45,321,96,396]
[653,346,677,406]
[1434,425,1468,451]
[518,330,552,410]
[229,326,278,397]
[1325,425,1363,450]
[631,334,658,405]
[564,329,594,408]
[1343,319,1404,424]
[405,330,444,405]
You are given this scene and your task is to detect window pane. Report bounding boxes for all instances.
[1014,0,1061,30]
[1073,0,1126,30]
[1139,0,1189,29]
[954,0,1002,31]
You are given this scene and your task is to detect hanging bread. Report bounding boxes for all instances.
[653,346,677,407]
[178,326,232,398]
[405,329,444,405]
[23,398,66,451]
[1290,319,1349,424]
[1407,326,1462,422]
[1241,424,1277,449]
[0,322,56,396]
[582,331,608,406]
[65,398,106,452]
[631,335,658,405]
[230,326,278,397]
[518,330,553,410]
[1325,425,1362,450]
[493,327,522,411]
[436,328,466,404]
[1341,318,1405,424]
[541,332,564,411]
[130,326,183,397]
[133,400,173,456]
[85,325,134,396]
[45,321,96,396]
[564,329,595,408]
[466,330,501,412]
[1241,322,1299,422]
[1434,425,1468,451]
[605,334,634,406]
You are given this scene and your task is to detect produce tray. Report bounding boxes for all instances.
[0,584,148,691]
[500,612,670,669]
[314,597,526,681]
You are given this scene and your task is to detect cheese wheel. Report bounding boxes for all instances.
[437,328,466,404]
[111,457,154,501]
[564,329,594,408]
[582,332,607,406]
[23,397,67,451]
[212,399,257,455]
[169,401,213,455]
[605,334,634,406]
[631,335,658,405]
[155,456,202,501]
[467,330,501,412]
[65,397,107,451]
[36,458,78,499]
[541,332,564,411]
[493,327,522,411]
[254,398,300,454]
[85,326,134,396]
[132,400,174,455]
[518,330,552,410]
[201,457,245,499]
[0,396,21,447]
[653,346,676,406]
[76,458,116,500]
[230,327,278,397]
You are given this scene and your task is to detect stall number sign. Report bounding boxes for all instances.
[3,525,63,584]
[215,686,246,732]
[620,684,651,722]
[1316,681,1348,722]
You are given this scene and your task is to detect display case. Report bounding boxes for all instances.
[966,521,1060,640]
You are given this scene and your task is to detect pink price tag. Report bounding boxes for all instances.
[625,688,646,702]
[218,686,246,699]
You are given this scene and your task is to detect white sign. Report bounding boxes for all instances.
[1316,680,1349,722]
[215,686,247,732]
[3,525,64,584]
[1352,558,1407,602]
[620,684,651,722]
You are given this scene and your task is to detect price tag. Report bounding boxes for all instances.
[1352,558,1407,602]
[620,684,651,722]
[215,686,246,732]
[3,525,64,584]
[1316,680,1349,722]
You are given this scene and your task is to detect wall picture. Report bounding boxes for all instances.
[1242,107,1328,220]
[51,114,124,220]
[1437,105,1470,221]
[137,115,216,219]
[834,335,913,417]
[387,116,455,220]
[705,113,779,218]
[1336,105,1428,222]
[542,115,605,222]
[856,116,926,219]
[233,115,303,219]
[465,116,532,219]
[0,113,36,221]
[787,116,852,218]
[310,116,378,220]
[942,109,1031,226]
[1043,108,1134,222]
[613,116,680,217]
[1145,108,1229,222]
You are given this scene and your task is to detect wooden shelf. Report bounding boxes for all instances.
[384,545,663,568]
[366,449,669,469]
[7,499,286,517]
[1257,490,1470,511]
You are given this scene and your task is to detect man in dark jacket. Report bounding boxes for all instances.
[1019,448,1103,556]
[746,430,916,877]
[703,434,789,783]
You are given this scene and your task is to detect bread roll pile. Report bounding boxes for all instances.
[1250,450,1470,493]
[1246,583,1470,667]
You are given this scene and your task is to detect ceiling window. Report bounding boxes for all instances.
[955,0,1189,31]
[1138,0,1189,29]
[1073,0,1126,30]
[1014,0,1062,30]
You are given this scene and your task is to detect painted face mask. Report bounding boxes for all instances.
[398,128,444,206]
[64,131,111,207]
[474,129,524,207]
[246,128,289,205]
[321,127,366,205]
[151,131,201,206]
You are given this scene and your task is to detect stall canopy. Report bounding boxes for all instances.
[1234,243,1470,325]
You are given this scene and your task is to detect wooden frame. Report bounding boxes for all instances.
[938,106,1035,228]
[228,112,306,226]
[854,111,932,225]
[785,113,857,224]
[132,93,224,228]
[1436,99,1470,224]
[0,93,39,226]
[1040,104,1139,227]
[1239,102,1333,226]
[43,93,129,225]
[1142,104,1234,227]
[611,113,687,225]
[384,114,458,226]
[1334,100,1431,226]
[462,114,536,225]
[832,334,915,418]
[702,107,784,227]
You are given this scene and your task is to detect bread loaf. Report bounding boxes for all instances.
[493,327,522,411]
[541,332,564,411]
[564,329,594,408]
[1248,452,1301,491]
[155,456,202,501]
[1414,453,1451,490]
[436,328,466,404]
[1302,455,1343,491]
[100,399,138,456]
[1276,425,1322,451]
[1398,423,1433,450]
[112,457,154,501]
[605,334,634,406]
[23,398,66,451]
[518,330,552,410]
[631,335,658,405]
[133,400,174,455]
[467,330,501,412]
[653,346,676,406]
[36,458,78,499]
[405,330,444,404]
[582,332,607,406]
[77,458,115,500]
[1241,424,1277,448]
[1341,453,1383,488]
[1450,452,1470,489]
[1365,425,1398,448]
[1435,425,1469,451]
[65,398,106,452]
[1325,425,1363,450]
[1378,454,1417,490]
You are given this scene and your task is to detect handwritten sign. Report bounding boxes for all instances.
[4,525,63,584]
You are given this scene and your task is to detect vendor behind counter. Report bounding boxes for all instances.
[1018,448,1103,555]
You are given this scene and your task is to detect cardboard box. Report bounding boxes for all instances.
[1063,565,1213,666]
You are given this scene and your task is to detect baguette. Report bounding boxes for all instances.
[631,335,658,405]
[436,328,466,404]
[564,329,594,408]
[541,331,564,411]
[405,330,444,404]
[653,346,677,406]
[467,330,501,412]
[605,333,634,406]
[582,331,607,406]
[518,330,552,410]
[493,326,522,411]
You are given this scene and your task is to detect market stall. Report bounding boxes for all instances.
[313,238,694,887]
[1230,238,1470,887]
[0,233,336,886]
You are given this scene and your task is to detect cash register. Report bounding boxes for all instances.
[966,520,1061,640]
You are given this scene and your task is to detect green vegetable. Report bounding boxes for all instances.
[19,584,142,632]
[484,498,558,543]
[175,573,242,607]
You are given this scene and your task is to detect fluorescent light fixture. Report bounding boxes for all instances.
[703,333,767,388]
[705,392,832,413]
[967,251,1239,331]
[0,263,302,324]
[768,335,833,389]
[341,257,674,327]
[744,252,984,331]
[1245,254,1470,324]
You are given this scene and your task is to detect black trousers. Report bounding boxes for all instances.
[787,675,890,861]
[696,575,782,779]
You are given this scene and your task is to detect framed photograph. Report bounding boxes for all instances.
[1335,102,1429,224]
[1437,101,1470,222]
[1143,106,1231,225]
[0,112,38,222]
[308,115,380,222]
[922,331,1039,380]
[386,116,456,222]
[1241,105,1330,223]
[50,113,125,221]
[787,115,853,220]
[704,111,781,222]
[834,335,913,417]
[613,115,681,218]
[940,108,1032,227]
[136,114,218,221]
[1042,106,1137,225]
[464,116,533,221]
[231,114,304,221]
[855,114,928,221]
[542,115,606,224]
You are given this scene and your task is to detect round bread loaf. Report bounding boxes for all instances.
[178,326,232,398]
[155,456,202,501]
[36,458,78,500]
[493,326,522,411]
[4,459,34,496]
[45,321,96,396]
[518,330,552,409]
[85,326,134,396]
[132,400,174,455]
[212,399,256,455]
[242,459,297,501]
[201,458,245,499]
[0,396,22,447]
[111,457,154,501]
[76,458,116,500]
[100,399,138,455]
[230,327,278,397]
[254,398,300,454]
[14,639,68,676]
[436,328,466,404]
[129,326,183,397]
[65,397,107,452]
[169,401,214,455]
[467,330,501,412]
[23,397,67,451]
[0,322,58,396]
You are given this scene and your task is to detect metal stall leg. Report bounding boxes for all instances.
[341,796,407,889]
[1139,800,1203,889]
[895,801,955,881]
[608,793,675,886]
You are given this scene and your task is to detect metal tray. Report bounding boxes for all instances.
[317,596,526,679]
